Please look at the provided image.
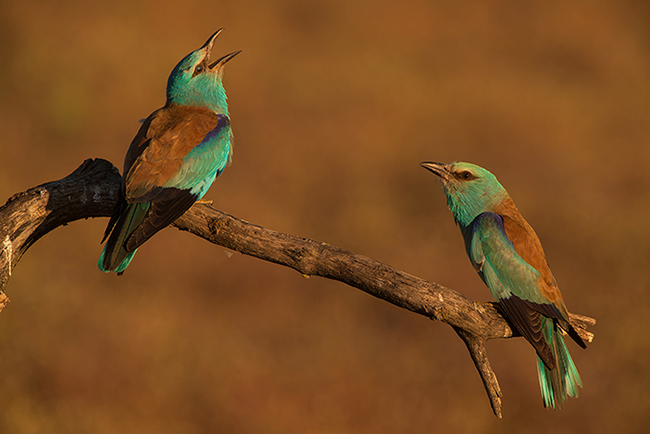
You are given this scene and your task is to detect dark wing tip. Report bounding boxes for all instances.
[497,296,556,370]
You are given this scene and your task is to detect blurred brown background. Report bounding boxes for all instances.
[1,0,648,432]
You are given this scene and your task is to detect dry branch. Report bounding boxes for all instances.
[0,158,595,418]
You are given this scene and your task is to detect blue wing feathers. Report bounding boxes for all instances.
[99,110,232,273]
[469,212,546,304]
[468,211,584,408]
[164,115,231,194]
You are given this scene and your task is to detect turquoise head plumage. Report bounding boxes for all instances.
[99,30,240,274]
[420,161,509,227]
[166,29,241,114]
[421,160,586,409]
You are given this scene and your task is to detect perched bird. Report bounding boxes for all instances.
[421,161,586,409]
[99,29,240,274]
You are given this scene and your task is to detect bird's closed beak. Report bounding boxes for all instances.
[201,29,242,71]
[420,162,450,181]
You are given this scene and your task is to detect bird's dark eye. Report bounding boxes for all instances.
[459,171,475,181]
[193,64,204,76]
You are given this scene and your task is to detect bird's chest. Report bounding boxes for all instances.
[179,127,232,178]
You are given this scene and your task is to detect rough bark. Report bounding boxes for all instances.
[0,158,595,418]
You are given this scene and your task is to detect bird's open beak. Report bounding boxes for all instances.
[208,49,242,70]
[420,162,450,181]
[201,29,242,71]
[201,29,224,53]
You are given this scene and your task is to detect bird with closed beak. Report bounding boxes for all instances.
[421,161,586,409]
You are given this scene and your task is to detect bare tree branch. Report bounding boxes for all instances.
[0,158,595,418]
[453,327,503,418]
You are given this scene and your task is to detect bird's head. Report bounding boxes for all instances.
[421,161,509,227]
[166,29,241,113]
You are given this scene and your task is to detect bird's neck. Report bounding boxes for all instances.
[167,81,229,114]
[447,190,510,228]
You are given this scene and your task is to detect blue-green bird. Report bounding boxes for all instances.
[99,29,240,274]
[421,161,586,409]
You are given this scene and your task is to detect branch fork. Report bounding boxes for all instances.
[0,158,595,417]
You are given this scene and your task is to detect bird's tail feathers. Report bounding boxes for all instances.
[537,317,583,409]
[98,202,150,273]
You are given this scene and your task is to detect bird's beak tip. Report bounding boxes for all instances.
[208,49,242,70]
[420,161,448,179]
[202,28,225,55]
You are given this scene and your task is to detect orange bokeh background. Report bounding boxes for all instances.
[1,1,648,432]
